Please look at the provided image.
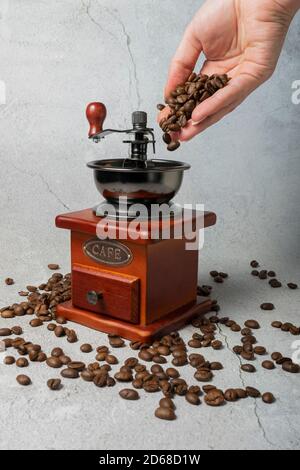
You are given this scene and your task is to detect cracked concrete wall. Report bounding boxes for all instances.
[0,0,299,280]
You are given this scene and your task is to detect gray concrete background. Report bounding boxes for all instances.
[0,0,300,450]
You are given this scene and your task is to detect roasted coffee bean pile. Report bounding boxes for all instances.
[1,271,71,321]
[0,261,299,421]
[157,72,230,151]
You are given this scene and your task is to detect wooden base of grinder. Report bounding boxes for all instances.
[57,296,213,343]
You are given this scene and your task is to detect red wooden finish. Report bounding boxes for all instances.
[72,265,139,324]
[57,296,213,343]
[86,102,107,138]
[56,208,217,242]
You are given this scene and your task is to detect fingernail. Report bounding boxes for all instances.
[192,118,206,126]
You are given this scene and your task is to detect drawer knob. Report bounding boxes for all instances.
[86,290,103,305]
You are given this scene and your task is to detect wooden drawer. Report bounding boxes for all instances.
[72,265,140,324]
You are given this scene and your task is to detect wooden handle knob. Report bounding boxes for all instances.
[86,102,107,137]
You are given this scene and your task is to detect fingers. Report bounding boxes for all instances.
[164,22,203,99]
[178,103,238,142]
[191,73,257,124]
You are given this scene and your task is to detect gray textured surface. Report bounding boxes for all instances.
[0,0,300,450]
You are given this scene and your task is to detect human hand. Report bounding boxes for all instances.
[160,0,300,141]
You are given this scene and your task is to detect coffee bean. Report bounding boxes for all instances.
[244,320,260,329]
[119,389,139,400]
[209,271,218,278]
[155,407,176,420]
[105,354,118,365]
[262,392,275,404]
[132,377,143,388]
[260,303,274,311]
[188,339,202,348]
[241,335,257,345]
[251,270,259,276]
[5,277,14,285]
[241,350,255,361]
[93,373,108,387]
[202,385,216,393]
[211,340,222,350]
[287,282,298,290]
[271,352,282,361]
[46,357,63,368]
[29,350,39,361]
[224,388,238,402]
[204,389,225,406]
[231,324,241,332]
[1,309,15,318]
[253,346,266,356]
[16,357,29,368]
[167,141,180,152]
[213,275,224,284]
[172,355,187,367]
[210,362,223,370]
[166,367,180,379]
[185,392,200,405]
[47,378,62,390]
[233,345,243,355]
[48,264,60,270]
[236,389,247,399]
[194,369,213,382]
[29,318,43,328]
[80,343,93,353]
[61,368,79,379]
[59,354,71,366]
[241,364,256,373]
[68,361,85,371]
[271,321,282,329]
[54,325,65,337]
[4,356,15,365]
[157,104,165,111]
[47,323,57,331]
[162,132,171,145]
[81,370,94,381]
[114,370,133,382]
[282,361,299,373]
[159,397,175,409]
[0,328,12,336]
[11,326,23,335]
[109,336,125,348]
[250,260,259,268]
[16,374,31,386]
[262,360,275,370]
[269,279,282,288]
[258,270,267,280]
[56,316,67,324]
[138,349,152,362]
[246,386,261,398]
[51,347,64,357]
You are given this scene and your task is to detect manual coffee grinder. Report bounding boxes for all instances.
[56,103,216,341]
